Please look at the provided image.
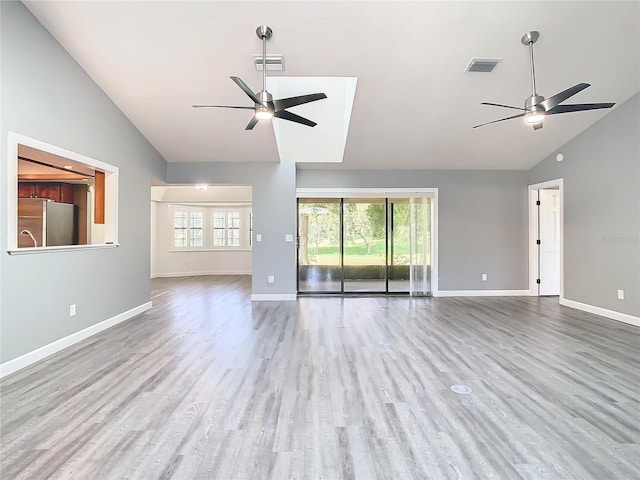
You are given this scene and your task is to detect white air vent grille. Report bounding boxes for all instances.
[465,57,502,73]
[253,54,285,71]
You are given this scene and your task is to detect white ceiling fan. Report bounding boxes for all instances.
[193,25,327,130]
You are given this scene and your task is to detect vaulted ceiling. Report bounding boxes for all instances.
[23,1,640,170]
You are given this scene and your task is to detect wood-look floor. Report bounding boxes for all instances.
[1,276,639,479]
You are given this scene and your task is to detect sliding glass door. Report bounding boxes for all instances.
[388,199,410,293]
[297,195,433,295]
[298,199,341,293]
[343,198,386,292]
[408,197,431,296]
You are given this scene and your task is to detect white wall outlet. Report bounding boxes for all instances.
[618,289,624,300]
[285,234,293,242]
[482,273,487,281]
[267,275,275,284]
[256,234,262,242]
[69,304,76,317]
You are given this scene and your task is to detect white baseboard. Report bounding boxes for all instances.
[434,290,530,297]
[251,293,297,301]
[560,298,640,328]
[0,301,152,379]
[152,271,251,279]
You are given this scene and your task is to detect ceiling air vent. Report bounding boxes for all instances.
[253,54,285,71]
[465,57,502,73]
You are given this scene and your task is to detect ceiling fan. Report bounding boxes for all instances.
[473,31,615,130]
[193,25,327,130]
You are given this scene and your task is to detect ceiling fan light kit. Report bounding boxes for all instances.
[474,31,614,130]
[193,25,327,130]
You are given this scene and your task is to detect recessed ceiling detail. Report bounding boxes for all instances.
[267,77,358,164]
[465,58,502,73]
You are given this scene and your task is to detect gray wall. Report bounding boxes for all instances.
[0,2,167,363]
[297,169,529,291]
[529,94,640,317]
[167,162,297,296]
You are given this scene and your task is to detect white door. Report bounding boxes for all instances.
[538,189,560,295]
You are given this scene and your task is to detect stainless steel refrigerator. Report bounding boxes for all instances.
[17,198,77,248]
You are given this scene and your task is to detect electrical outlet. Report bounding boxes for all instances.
[267,275,275,284]
[69,304,76,317]
[618,289,624,300]
[482,273,487,281]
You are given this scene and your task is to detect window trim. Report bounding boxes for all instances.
[168,205,251,251]
[7,132,119,254]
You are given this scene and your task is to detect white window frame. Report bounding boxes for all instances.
[168,205,252,251]
[171,207,206,249]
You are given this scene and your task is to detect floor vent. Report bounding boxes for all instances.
[450,384,473,395]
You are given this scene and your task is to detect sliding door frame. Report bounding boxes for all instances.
[296,188,438,295]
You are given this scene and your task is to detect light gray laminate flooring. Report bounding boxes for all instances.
[1,275,639,479]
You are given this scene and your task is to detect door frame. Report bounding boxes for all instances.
[296,188,439,295]
[528,178,564,297]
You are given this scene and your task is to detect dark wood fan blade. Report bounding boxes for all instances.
[192,105,254,109]
[481,102,527,111]
[539,83,590,111]
[245,116,259,130]
[533,121,544,130]
[273,93,327,112]
[547,103,615,115]
[230,76,262,105]
[472,113,525,128]
[274,110,317,127]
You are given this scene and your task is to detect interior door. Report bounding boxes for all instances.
[538,189,560,295]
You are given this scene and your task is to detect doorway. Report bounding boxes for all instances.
[529,179,563,297]
[297,193,435,295]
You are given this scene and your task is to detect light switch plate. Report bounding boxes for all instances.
[256,234,262,242]
[285,234,293,242]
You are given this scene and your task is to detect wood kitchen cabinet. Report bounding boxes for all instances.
[18,182,75,204]
[17,183,36,199]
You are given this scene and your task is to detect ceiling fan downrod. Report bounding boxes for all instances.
[521,31,544,124]
[256,25,272,93]
[254,26,274,119]
[521,31,539,97]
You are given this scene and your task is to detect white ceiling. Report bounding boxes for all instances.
[23,1,640,170]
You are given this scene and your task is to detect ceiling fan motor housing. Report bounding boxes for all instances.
[525,95,545,113]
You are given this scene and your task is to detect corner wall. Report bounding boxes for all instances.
[528,94,640,318]
[0,2,167,365]
[166,162,297,297]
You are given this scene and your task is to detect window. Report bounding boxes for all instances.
[249,211,253,247]
[228,212,240,247]
[190,212,203,247]
[213,213,226,247]
[173,210,205,248]
[169,206,251,250]
[174,212,187,247]
[212,211,241,247]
